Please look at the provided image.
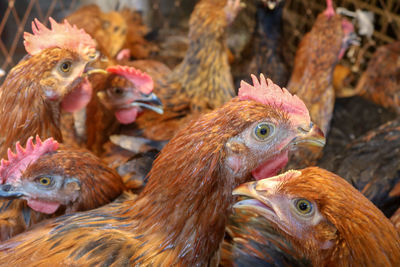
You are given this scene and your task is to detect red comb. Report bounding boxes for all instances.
[106,65,154,95]
[0,136,59,184]
[324,0,335,17]
[239,74,310,121]
[23,17,96,56]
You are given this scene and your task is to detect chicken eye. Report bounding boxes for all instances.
[294,199,313,215]
[254,122,275,141]
[37,177,53,186]
[110,87,125,96]
[60,61,72,73]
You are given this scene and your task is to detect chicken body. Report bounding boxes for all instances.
[319,118,400,217]
[221,208,310,266]
[0,137,125,241]
[287,3,353,136]
[0,76,324,266]
[357,41,400,113]
[233,0,289,88]
[233,167,400,266]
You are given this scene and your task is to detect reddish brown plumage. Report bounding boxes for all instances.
[0,141,126,241]
[0,76,323,266]
[232,167,400,266]
[0,18,102,241]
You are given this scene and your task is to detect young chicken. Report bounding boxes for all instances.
[0,136,126,241]
[357,41,400,114]
[286,0,356,168]
[233,167,400,266]
[0,18,99,159]
[0,75,324,266]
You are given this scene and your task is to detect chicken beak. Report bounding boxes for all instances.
[82,66,108,77]
[293,122,325,148]
[232,180,275,215]
[129,92,164,115]
[0,184,25,199]
[233,170,302,214]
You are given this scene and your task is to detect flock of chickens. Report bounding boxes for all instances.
[0,0,399,265]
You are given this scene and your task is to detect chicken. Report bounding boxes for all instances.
[78,65,163,155]
[0,17,98,160]
[357,41,400,114]
[0,136,125,241]
[0,75,324,266]
[232,0,289,88]
[65,4,127,58]
[288,0,355,136]
[319,118,400,217]
[285,0,356,168]
[75,0,243,153]
[232,167,400,266]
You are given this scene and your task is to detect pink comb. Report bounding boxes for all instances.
[239,74,310,121]
[324,0,335,18]
[0,136,59,184]
[106,65,154,95]
[23,17,96,56]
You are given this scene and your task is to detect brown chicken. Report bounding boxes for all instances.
[0,17,98,160]
[357,41,400,113]
[232,167,400,266]
[0,75,324,265]
[76,0,243,154]
[0,136,125,241]
[65,4,127,58]
[73,65,163,155]
[288,0,355,136]
[285,0,355,168]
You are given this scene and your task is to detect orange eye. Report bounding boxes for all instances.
[38,177,52,186]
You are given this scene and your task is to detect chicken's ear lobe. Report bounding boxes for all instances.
[225,140,247,174]
[65,178,81,192]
